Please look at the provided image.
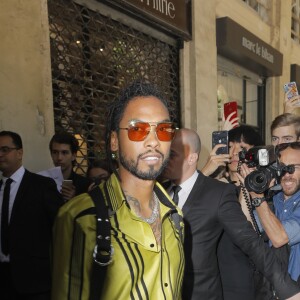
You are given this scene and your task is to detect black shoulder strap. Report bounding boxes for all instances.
[88,185,112,300]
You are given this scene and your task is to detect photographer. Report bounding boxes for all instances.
[238,142,300,287]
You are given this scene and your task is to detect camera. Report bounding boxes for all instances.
[239,146,282,194]
[238,145,277,168]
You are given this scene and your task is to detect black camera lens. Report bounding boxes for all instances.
[255,174,265,184]
[244,169,271,194]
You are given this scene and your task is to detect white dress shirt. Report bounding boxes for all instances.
[169,171,199,209]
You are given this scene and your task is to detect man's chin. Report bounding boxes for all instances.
[282,186,298,197]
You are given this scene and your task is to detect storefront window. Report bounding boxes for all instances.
[217,56,264,134]
[242,0,270,23]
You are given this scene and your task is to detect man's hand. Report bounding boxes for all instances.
[287,292,300,300]
[284,92,300,113]
[61,181,76,202]
[222,111,239,130]
[201,144,230,176]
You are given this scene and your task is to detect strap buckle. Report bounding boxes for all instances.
[93,244,114,266]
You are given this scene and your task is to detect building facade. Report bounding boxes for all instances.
[0,0,299,171]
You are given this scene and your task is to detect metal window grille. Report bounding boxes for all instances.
[47,0,180,173]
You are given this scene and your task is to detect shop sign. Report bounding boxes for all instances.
[102,0,191,40]
[241,36,274,64]
[217,17,283,76]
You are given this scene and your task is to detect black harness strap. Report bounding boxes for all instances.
[88,186,113,300]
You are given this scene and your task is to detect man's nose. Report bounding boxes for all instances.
[57,152,64,159]
[145,126,159,147]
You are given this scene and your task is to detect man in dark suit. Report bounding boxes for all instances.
[162,128,300,300]
[0,131,63,300]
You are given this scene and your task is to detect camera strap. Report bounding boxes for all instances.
[237,161,261,236]
[240,183,262,236]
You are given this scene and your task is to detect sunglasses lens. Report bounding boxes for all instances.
[127,122,150,141]
[277,142,300,153]
[126,122,175,141]
[156,123,176,141]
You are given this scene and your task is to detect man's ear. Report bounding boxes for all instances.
[188,153,198,165]
[111,131,119,152]
[71,152,76,162]
[17,148,23,161]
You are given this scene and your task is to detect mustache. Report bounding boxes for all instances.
[138,150,165,160]
[281,178,296,183]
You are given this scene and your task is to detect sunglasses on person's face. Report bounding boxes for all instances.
[280,164,300,176]
[119,121,176,142]
[275,141,300,154]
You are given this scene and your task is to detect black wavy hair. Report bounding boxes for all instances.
[105,80,170,174]
[229,125,264,146]
[49,132,79,154]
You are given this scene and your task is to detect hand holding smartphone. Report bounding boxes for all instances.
[283,82,300,109]
[62,179,73,187]
[212,131,229,155]
[61,180,75,202]
[283,82,299,100]
[224,101,238,128]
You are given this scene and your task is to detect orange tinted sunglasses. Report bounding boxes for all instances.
[119,121,176,141]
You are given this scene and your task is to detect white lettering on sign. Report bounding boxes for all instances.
[261,46,274,63]
[242,37,255,52]
[242,37,274,64]
[138,0,175,19]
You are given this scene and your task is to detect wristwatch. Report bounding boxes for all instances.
[251,197,266,207]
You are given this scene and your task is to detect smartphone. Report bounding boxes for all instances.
[212,131,229,155]
[283,82,299,100]
[62,179,73,187]
[224,101,238,125]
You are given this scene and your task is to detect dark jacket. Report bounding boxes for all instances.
[217,184,255,300]
[8,170,63,294]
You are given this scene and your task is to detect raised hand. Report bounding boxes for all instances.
[201,144,230,176]
[222,111,239,130]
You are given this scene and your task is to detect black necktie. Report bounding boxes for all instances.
[1,178,13,255]
[172,185,181,205]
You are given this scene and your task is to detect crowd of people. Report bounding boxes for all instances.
[0,80,300,300]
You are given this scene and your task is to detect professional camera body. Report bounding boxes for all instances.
[238,145,282,194]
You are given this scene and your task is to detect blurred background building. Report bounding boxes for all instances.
[0,0,299,171]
